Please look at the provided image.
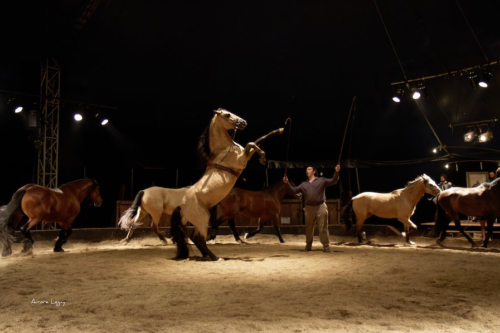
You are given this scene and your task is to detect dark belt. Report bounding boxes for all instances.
[206,163,241,177]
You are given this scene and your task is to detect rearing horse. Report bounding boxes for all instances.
[208,181,296,244]
[343,174,440,244]
[0,179,103,256]
[436,178,500,248]
[170,108,283,261]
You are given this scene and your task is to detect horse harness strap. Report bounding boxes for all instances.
[206,163,241,177]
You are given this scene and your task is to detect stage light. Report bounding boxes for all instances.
[14,106,23,113]
[478,68,493,88]
[478,130,493,143]
[468,71,478,88]
[411,87,421,100]
[74,113,83,121]
[432,148,437,153]
[95,112,109,126]
[101,118,109,126]
[392,87,404,103]
[445,164,449,169]
[464,130,476,142]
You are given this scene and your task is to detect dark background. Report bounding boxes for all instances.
[1,0,499,228]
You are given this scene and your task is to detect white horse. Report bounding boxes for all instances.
[170,108,283,260]
[118,186,189,243]
[343,174,440,245]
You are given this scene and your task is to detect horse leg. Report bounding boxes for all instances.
[20,219,39,254]
[54,227,72,252]
[245,218,265,240]
[227,219,244,243]
[170,207,190,259]
[121,228,135,243]
[355,217,367,244]
[481,219,495,248]
[454,219,477,247]
[271,215,286,243]
[190,228,220,261]
[208,217,224,241]
[398,218,416,245]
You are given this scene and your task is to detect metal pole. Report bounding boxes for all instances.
[355,167,361,194]
[176,169,179,188]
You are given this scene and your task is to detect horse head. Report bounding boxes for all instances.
[421,174,441,196]
[88,179,103,207]
[213,108,247,130]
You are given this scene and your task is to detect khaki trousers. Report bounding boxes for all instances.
[303,203,329,250]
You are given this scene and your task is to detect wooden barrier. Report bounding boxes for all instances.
[115,198,341,227]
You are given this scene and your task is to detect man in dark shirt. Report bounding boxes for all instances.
[283,164,341,252]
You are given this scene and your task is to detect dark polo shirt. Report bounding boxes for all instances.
[287,173,340,206]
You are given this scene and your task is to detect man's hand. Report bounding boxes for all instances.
[335,164,341,173]
[283,175,289,184]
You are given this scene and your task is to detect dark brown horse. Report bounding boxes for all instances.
[0,179,103,256]
[208,181,295,243]
[436,178,500,248]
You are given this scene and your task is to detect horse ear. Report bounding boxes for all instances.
[214,109,222,115]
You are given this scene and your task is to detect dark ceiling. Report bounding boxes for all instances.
[1,0,500,202]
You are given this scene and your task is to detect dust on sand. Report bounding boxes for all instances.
[1,233,500,333]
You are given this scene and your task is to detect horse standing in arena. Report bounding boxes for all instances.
[435,178,500,248]
[170,108,283,261]
[343,174,440,244]
[0,179,102,256]
[118,186,189,243]
[208,181,296,244]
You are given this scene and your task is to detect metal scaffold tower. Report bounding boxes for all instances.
[37,57,61,189]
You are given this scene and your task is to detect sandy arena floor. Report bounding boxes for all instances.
[1,233,500,333]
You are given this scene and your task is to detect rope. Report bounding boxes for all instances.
[284,118,292,176]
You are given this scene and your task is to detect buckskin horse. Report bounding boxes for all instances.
[170,108,283,261]
[435,178,500,248]
[0,179,102,256]
[208,181,296,244]
[343,174,440,245]
[118,186,189,243]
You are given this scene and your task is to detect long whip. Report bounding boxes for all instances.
[338,96,356,165]
[284,117,292,176]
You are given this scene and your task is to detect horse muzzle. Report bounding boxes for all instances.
[234,120,247,130]
[93,199,103,208]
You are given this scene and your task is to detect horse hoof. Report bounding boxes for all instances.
[243,233,249,240]
[407,240,416,245]
[119,238,130,244]
[279,239,286,244]
[54,248,65,253]
[2,248,12,257]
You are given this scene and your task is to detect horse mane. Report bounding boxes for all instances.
[405,174,432,188]
[197,123,211,170]
[59,179,98,190]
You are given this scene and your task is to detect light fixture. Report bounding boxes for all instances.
[14,106,23,113]
[478,68,493,88]
[445,164,449,169]
[468,71,479,89]
[392,86,404,103]
[478,130,493,143]
[432,148,437,153]
[74,113,83,121]
[464,130,476,142]
[95,112,109,126]
[411,86,421,100]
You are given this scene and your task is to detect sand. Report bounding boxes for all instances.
[1,233,500,333]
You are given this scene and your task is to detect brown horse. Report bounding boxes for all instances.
[436,178,500,248]
[208,181,295,243]
[0,179,103,256]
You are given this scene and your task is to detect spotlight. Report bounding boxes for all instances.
[445,164,449,169]
[468,71,479,89]
[74,113,83,121]
[464,130,476,142]
[478,130,493,143]
[411,86,421,100]
[14,106,23,113]
[478,68,493,88]
[101,118,109,126]
[432,148,437,153]
[95,112,109,126]
[392,87,404,103]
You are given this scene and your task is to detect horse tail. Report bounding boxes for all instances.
[170,206,189,259]
[341,199,354,233]
[0,189,26,250]
[118,190,145,230]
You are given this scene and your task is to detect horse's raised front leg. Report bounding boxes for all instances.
[398,218,417,245]
[356,217,367,244]
[227,219,244,243]
[208,217,224,241]
[20,219,40,254]
[245,218,265,240]
[243,127,284,165]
